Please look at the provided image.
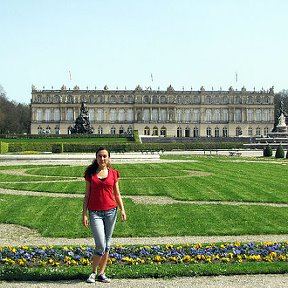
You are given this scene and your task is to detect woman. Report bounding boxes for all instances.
[82,147,126,283]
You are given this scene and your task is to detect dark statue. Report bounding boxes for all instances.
[70,102,94,134]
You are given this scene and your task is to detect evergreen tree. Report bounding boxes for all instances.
[275,144,285,159]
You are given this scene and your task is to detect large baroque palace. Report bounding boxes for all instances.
[30,84,275,138]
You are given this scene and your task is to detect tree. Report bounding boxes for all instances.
[263,144,273,157]
[275,144,285,159]
[0,85,30,134]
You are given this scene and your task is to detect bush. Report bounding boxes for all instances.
[0,141,9,154]
[52,143,64,153]
[275,144,285,159]
[263,144,273,157]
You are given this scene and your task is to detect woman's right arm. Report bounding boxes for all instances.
[82,180,91,228]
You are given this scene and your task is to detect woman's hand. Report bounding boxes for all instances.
[121,210,127,222]
[82,214,89,228]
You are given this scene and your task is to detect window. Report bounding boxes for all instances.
[110,109,116,122]
[160,95,166,104]
[143,95,149,103]
[66,109,73,121]
[193,110,199,122]
[263,109,269,122]
[153,126,158,136]
[177,127,182,137]
[54,109,60,121]
[256,127,261,136]
[193,127,199,137]
[127,109,134,122]
[144,126,150,135]
[205,96,212,104]
[185,127,190,137]
[222,109,228,122]
[206,127,212,137]
[264,127,269,136]
[248,127,253,136]
[118,109,125,122]
[222,127,228,137]
[214,110,220,122]
[215,127,220,137]
[235,109,241,122]
[177,110,182,122]
[160,109,167,122]
[247,109,253,122]
[45,109,51,121]
[111,127,116,134]
[236,127,242,136]
[206,110,212,123]
[110,96,116,103]
[36,109,43,121]
[97,109,104,121]
[127,126,133,134]
[98,126,103,134]
[256,109,261,121]
[160,127,166,136]
[143,109,150,122]
[185,110,191,123]
[152,109,158,121]
[119,127,125,134]
[119,95,125,103]
[89,109,95,121]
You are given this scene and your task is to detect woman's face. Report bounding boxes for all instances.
[96,149,110,168]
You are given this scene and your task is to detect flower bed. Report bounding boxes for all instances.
[1,242,288,268]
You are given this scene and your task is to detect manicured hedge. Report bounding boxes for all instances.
[0,142,9,154]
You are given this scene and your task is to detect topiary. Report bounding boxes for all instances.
[275,144,285,159]
[263,144,273,157]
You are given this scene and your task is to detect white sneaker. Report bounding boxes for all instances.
[97,273,111,283]
[86,272,96,283]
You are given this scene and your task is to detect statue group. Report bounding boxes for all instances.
[70,102,94,134]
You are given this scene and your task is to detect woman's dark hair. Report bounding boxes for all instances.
[84,147,111,179]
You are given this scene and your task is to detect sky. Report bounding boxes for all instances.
[1,0,288,104]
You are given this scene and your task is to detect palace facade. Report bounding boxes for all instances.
[30,84,275,138]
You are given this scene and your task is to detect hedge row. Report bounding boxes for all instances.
[6,141,244,153]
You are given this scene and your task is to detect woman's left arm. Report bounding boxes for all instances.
[114,181,127,222]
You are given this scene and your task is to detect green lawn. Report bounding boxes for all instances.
[0,156,288,238]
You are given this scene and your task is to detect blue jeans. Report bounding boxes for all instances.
[89,208,117,256]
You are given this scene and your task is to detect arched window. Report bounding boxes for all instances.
[160,126,166,136]
[119,126,125,134]
[110,109,116,122]
[160,109,167,122]
[45,109,51,121]
[97,109,104,121]
[89,109,95,121]
[152,109,158,121]
[235,109,241,122]
[110,127,116,135]
[110,96,116,103]
[236,127,242,136]
[54,109,60,121]
[177,110,182,122]
[206,127,212,137]
[66,109,73,121]
[127,126,133,134]
[185,109,191,123]
[205,96,212,104]
[248,127,253,136]
[256,109,261,121]
[160,95,166,104]
[206,109,212,123]
[222,109,229,122]
[118,109,125,122]
[247,109,253,122]
[214,110,220,122]
[143,109,150,122]
[127,109,134,122]
[153,126,158,136]
[143,95,149,103]
[193,110,200,122]
[144,126,150,135]
[193,127,199,137]
[256,127,261,136]
[177,127,182,137]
